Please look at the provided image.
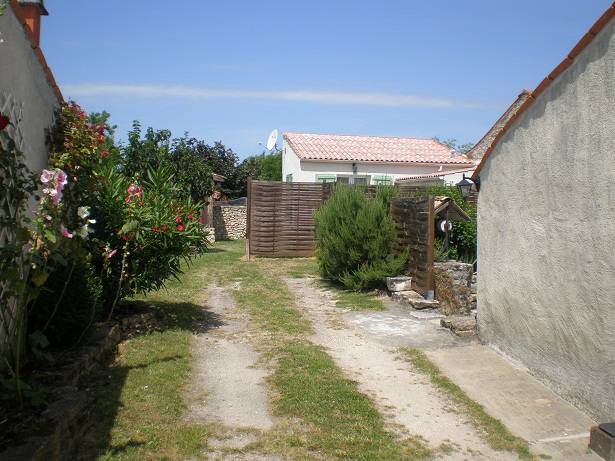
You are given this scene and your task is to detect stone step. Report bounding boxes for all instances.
[440,315,477,337]
[391,290,440,310]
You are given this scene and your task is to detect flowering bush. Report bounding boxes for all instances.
[91,164,208,314]
[2,102,211,400]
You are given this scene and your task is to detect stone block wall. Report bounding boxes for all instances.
[213,205,246,240]
[433,261,474,315]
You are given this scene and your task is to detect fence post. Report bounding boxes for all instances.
[426,195,435,292]
[246,178,252,260]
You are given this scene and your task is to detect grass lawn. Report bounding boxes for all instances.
[79,255,215,460]
[79,240,529,461]
[80,240,429,460]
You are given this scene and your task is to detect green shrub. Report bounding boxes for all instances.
[314,185,407,291]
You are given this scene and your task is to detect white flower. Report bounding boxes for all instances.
[77,206,90,219]
[77,225,89,239]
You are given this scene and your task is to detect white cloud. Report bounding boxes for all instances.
[61,83,483,109]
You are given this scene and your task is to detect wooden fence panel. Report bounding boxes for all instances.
[246,180,328,258]
[390,196,435,295]
[247,181,435,293]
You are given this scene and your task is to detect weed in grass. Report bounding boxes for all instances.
[399,347,536,461]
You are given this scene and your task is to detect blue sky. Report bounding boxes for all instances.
[43,0,611,159]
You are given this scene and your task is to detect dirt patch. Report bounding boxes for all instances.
[286,277,519,460]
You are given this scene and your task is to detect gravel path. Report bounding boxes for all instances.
[184,284,280,461]
[286,277,519,461]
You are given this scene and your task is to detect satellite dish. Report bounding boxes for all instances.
[266,129,278,151]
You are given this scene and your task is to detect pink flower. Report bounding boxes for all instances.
[60,224,73,239]
[127,185,142,198]
[55,169,68,190]
[177,224,184,232]
[175,216,182,224]
[124,196,131,204]
[187,214,193,221]
[106,249,117,260]
[40,169,53,184]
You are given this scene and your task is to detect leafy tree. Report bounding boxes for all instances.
[122,123,213,202]
[433,137,474,155]
[232,149,282,197]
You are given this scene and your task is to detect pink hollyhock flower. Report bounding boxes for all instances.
[55,169,68,189]
[106,249,117,260]
[40,169,53,184]
[60,224,73,239]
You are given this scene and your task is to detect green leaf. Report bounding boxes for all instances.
[31,270,49,287]
[120,220,138,234]
[44,229,57,244]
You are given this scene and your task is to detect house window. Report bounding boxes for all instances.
[353,176,370,185]
[286,174,293,183]
[373,175,393,186]
[336,176,350,184]
[316,174,336,183]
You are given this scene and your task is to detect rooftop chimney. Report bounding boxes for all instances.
[17,0,48,48]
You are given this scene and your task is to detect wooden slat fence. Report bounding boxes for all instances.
[390,197,435,295]
[246,180,329,257]
[246,181,435,292]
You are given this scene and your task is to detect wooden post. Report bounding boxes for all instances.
[245,178,252,260]
[426,196,435,292]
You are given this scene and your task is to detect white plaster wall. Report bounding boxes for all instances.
[477,17,615,421]
[282,140,469,184]
[0,6,59,173]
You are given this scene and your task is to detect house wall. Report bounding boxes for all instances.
[477,16,615,421]
[282,141,469,184]
[0,4,59,172]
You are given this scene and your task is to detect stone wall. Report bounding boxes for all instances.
[433,261,473,315]
[213,205,246,240]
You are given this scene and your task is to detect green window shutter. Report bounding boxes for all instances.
[373,175,393,185]
[316,174,337,183]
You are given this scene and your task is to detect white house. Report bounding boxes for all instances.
[282,132,474,185]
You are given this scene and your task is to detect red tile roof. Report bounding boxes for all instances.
[473,2,615,178]
[9,0,63,103]
[283,132,474,165]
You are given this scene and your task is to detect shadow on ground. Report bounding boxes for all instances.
[76,300,223,461]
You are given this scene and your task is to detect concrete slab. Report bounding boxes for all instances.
[427,344,601,460]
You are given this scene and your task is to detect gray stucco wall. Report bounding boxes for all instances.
[0,5,59,172]
[477,17,615,422]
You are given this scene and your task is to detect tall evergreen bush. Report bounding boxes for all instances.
[314,185,407,290]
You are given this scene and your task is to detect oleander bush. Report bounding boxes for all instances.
[314,185,407,291]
